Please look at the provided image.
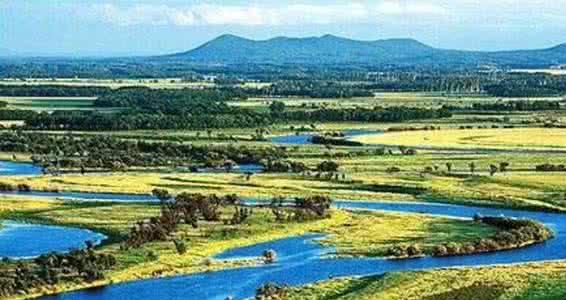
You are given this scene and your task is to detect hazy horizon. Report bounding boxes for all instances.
[3,0,566,57]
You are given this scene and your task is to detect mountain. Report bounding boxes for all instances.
[162,34,566,67]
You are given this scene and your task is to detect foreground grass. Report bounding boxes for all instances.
[0,196,499,299]
[283,262,566,300]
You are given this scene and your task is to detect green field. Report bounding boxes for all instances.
[0,96,100,111]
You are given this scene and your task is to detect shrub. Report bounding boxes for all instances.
[263,249,277,263]
[0,182,14,191]
[17,183,32,192]
[316,160,339,172]
[173,239,187,255]
[255,282,287,299]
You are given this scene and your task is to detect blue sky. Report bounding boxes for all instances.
[2,0,566,56]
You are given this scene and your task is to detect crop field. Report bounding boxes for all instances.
[0,96,101,111]
[352,128,566,150]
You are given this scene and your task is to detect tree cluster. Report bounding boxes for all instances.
[0,243,116,297]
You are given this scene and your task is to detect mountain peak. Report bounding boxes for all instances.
[165,34,566,66]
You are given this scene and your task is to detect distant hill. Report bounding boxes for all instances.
[162,34,566,67]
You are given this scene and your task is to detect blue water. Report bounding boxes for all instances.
[0,190,158,202]
[0,161,42,176]
[38,198,566,300]
[270,129,382,145]
[0,221,106,258]
[194,163,264,174]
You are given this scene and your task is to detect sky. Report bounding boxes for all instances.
[2,0,566,57]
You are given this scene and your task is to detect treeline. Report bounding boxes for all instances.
[0,243,115,297]
[258,81,372,98]
[444,100,562,112]
[93,87,245,109]
[25,110,272,131]
[0,110,37,121]
[470,100,561,111]
[0,132,287,169]
[0,85,110,97]
[485,75,566,97]
[272,107,452,123]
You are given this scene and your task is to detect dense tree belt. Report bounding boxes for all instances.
[0,85,111,97]
[0,109,37,121]
[444,100,562,112]
[0,87,451,130]
[0,132,287,169]
[272,107,452,123]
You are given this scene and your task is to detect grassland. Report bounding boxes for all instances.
[283,262,566,300]
[352,128,566,151]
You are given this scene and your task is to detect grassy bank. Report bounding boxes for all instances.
[283,262,566,300]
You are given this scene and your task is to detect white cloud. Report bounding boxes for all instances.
[83,1,449,27]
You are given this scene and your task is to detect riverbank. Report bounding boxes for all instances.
[282,261,566,300]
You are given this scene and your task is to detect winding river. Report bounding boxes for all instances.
[36,199,566,300]
[1,161,565,299]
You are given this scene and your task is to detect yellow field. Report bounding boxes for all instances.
[353,128,566,150]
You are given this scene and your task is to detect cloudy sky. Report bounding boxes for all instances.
[2,0,566,56]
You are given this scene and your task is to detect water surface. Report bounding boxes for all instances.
[0,160,42,176]
[0,221,106,258]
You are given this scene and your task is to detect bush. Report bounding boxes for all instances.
[316,161,339,172]
[255,282,287,299]
[262,249,277,263]
[17,183,31,192]
[386,166,401,173]
[173,239,187,255]
[0,182,14,191]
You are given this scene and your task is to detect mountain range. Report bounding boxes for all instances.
[163,34,566,67]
